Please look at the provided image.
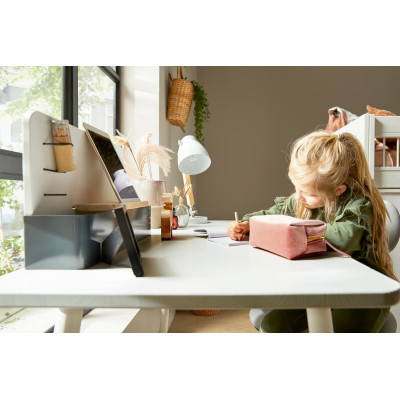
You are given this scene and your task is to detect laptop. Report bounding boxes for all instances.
[81,123,148,275]
[81,122,141,206]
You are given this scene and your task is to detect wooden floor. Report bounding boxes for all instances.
[168,309,258,333]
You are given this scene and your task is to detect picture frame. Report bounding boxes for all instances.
[113,206,144,277]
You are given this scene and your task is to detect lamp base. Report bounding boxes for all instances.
[189,216,208,224]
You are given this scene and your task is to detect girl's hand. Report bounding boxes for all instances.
[227,220,250,241]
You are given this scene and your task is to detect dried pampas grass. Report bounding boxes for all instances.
[171,184,192,204]
[112,130,173,181]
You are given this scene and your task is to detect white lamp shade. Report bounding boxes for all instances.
[177,135,211,175]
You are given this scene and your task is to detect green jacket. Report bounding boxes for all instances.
[241,193,383,275]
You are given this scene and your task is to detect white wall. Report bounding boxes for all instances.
[120,66,160,180]
[121,66,199,202]
[196,66,400,220]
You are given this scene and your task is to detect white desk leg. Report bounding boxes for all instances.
[160,308,169,333]
[54,308,83,333]
[306,307,334,333]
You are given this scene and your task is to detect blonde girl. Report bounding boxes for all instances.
[228,130,396,333]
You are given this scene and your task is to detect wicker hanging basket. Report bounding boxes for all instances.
[167,78,194,128]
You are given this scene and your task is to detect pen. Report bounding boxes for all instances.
[234,212,241,241]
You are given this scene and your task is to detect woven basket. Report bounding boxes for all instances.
[167,79,194,128]
[191,309,221,317]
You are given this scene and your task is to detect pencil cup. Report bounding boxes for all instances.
[136,180,166,206]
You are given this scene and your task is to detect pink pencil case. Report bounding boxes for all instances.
[249,215,348,260]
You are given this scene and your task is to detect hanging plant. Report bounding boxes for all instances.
[166,68,211,145]
[191,80,211,146]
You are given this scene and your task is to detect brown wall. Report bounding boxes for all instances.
[195,66,400,220]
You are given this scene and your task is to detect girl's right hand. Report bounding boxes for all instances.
[227,220,250,241]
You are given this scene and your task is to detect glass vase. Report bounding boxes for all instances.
[175,203,189,228]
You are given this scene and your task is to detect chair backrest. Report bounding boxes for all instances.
[384,200,400,252]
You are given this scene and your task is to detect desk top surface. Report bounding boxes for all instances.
[0,221,399,309]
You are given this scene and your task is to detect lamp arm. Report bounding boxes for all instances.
[182,173,196,216]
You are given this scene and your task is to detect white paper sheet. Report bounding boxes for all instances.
[194,228,249,246]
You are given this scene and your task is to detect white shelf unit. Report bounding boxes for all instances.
[336,114,400,276]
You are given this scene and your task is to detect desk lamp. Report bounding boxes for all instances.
[177,135,211,223]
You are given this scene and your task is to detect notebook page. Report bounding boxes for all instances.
[194,227,249,246]
[208,236,249,246]
[193,227,230,238]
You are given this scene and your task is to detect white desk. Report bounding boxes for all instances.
[0,221,399,333]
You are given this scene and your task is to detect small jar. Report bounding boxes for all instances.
[172,209,178,230]
[175,197,189,228]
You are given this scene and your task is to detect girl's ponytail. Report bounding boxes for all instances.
[289,130,396,280]
[340,133,396,280]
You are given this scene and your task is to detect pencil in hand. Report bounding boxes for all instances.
[234,211,242,241]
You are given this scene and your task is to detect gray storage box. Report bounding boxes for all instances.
[24,206,150,270]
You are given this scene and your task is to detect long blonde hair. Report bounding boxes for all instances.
[288,130,396,280]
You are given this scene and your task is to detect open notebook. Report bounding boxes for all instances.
[194,227,249,246]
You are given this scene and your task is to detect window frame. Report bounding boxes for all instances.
[0,66,121,178]
[63,66,120,130]
[0,149,23,180]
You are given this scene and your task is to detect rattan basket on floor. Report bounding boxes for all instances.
[167,78,194,128]
[191,309,221,317]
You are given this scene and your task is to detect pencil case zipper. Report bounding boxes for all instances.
[307,235,351,258]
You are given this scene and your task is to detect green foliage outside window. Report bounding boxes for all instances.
[0,66,111,122]
[0,66,62,120]
[0,180,23,274]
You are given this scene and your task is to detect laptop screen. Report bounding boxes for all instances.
[82,122,139,202]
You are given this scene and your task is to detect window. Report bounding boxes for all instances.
[78,66,118,135]
[0,177,24,275]
[0,66,120,275]
[80,104,92,124]
[10,119,22,144]
[0,66,62,275]
[106,103,114,136]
